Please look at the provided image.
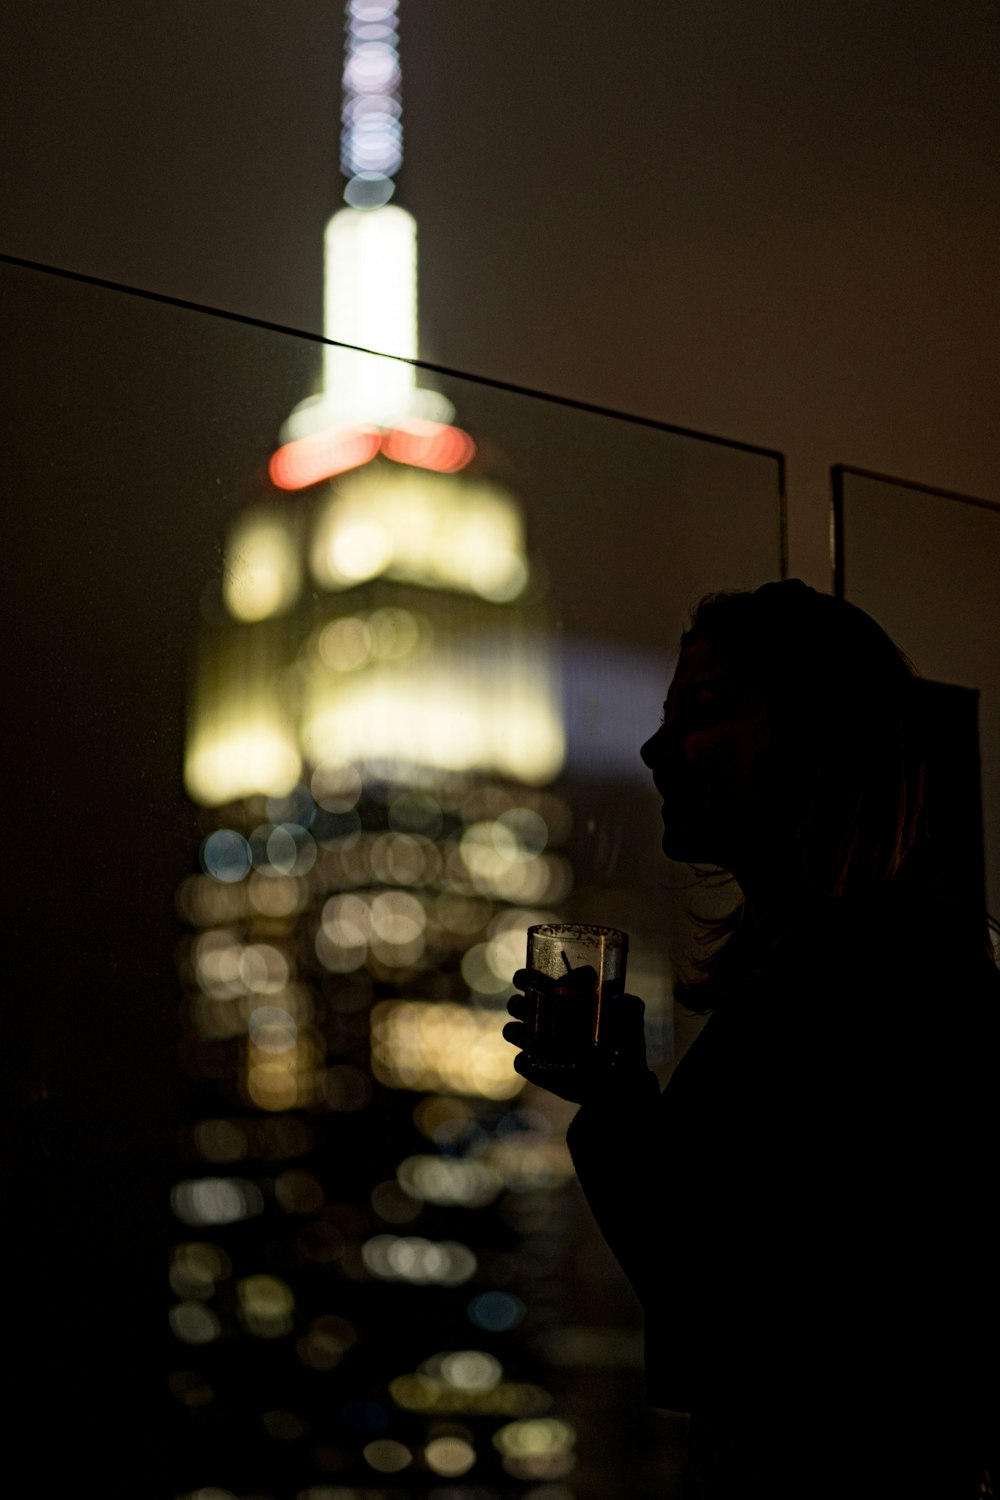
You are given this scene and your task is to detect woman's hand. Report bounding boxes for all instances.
[503,968,651,1106]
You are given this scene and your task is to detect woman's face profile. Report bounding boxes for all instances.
[640,638,773,869]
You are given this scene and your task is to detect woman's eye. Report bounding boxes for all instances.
[685,695,729,727]
[658,690,724,726]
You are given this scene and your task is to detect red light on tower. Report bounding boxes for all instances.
[382,419,476,473]
[269,421,476,491]
[269,426,382,491]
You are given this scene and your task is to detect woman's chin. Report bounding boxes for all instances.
[660,824,726,867]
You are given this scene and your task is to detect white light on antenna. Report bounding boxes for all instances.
[342,0,402,191]
[322,205,418,427]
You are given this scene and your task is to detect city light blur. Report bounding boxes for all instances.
[371,1001,524,1098]
[168,33,593,1471]
[169,308,653,1488]
[237,1274,296,1337]
[424,1433,476,1476]
[171,1177,264,1226]
[360,1233,477,1284]
[222,507,302,621]
[306,466,528,596]
[493,1417,577,1480]
[388,1355,552,1417]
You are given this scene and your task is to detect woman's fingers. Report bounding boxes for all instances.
[504,982,651,1105]
[512,967,555,991]
[502,1019,529,1046]
[506,993,531,1021]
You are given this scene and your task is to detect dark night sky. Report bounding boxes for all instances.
[3,0,999,582]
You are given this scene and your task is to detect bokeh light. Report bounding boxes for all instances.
[434,1350,502,1393]
[467,1290,526,1333]
[247,1004,297,1050]
[389,1362,550,1418]
[371,1000,524,1099]
[311,760,364,810]
[171,1178,265,1227]
[341,0,402,200]
[248,872,306,917]
[200,829,252,884]
[170,1301,221,1346]
[423,1434,477,1477]
[222,508,302,621]
[170,1242,232,1299]
[192,929,244,998]
[249,822,317,877]
[238,1275,296,1338]
[369,830,438,885]
[381,419,476,474]
[361,1235,477,1285]
[412,1095,473,1143]
[492,1418,576,1480]
[363,1438,411,1474]
[370,1179,422,1224]
[396,1155,503,1208]
[297,1313,357,1371]
[269,424,382,490]
[245,1028,323,1112]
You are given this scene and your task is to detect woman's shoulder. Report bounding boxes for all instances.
[794,882,995,978]
[807,887,1000,1084]
[854,886,998,992]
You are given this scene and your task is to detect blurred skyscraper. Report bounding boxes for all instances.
[166,6,673,1496]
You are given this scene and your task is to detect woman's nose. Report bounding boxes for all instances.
[640,725,663,769]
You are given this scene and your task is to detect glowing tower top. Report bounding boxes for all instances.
[278,0,458,455]
[184,0,565,808]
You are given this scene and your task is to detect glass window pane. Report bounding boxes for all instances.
[834,465,1000,920]
[7,257,783,1493]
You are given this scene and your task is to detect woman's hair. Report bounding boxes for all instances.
[671,579,994,1011]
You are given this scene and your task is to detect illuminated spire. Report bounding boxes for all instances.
[340,0,403,210]
[276,0,465,469]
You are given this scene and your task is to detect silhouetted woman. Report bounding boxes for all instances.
[505,579,998,1498]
